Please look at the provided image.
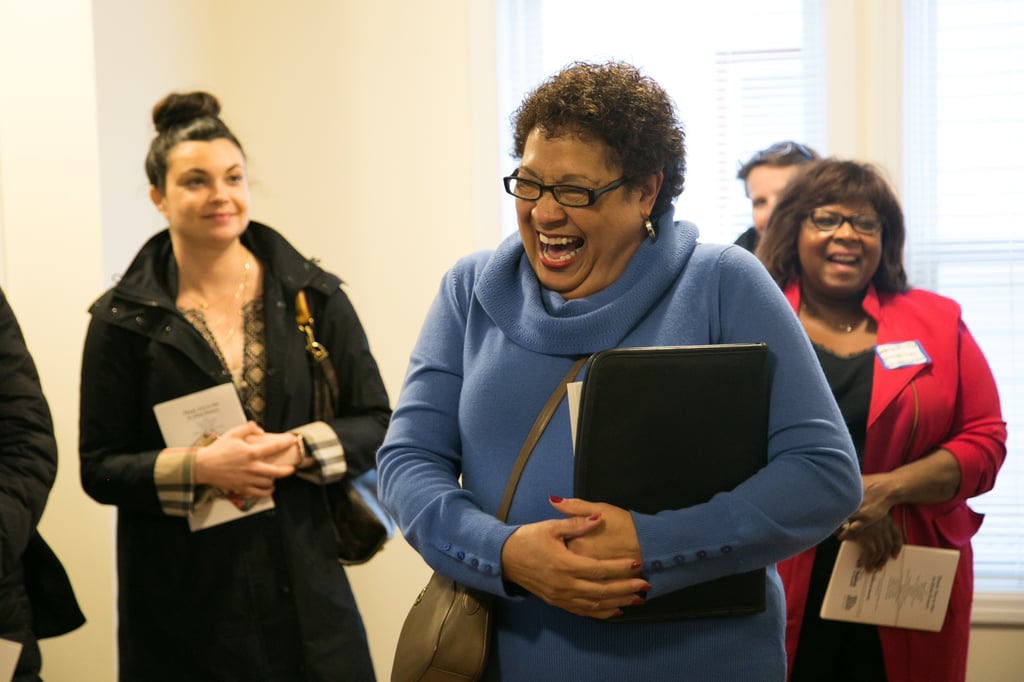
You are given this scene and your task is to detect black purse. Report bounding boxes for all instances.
[295,290,391,565]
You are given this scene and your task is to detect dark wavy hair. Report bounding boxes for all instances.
[511,60,686,220]
[756,158,908,293]
[144,91,245,192]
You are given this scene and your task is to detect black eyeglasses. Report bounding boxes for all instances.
[808,210,883,236]
[503,175,628,208]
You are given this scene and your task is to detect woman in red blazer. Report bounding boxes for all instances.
[757,159,1006,682]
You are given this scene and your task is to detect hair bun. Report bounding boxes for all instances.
[151,91,222,134]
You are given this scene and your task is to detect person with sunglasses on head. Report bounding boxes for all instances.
[734,140,820,252]
[78,91,391,681]
[378,60,862,680]
[757,158,1006,682]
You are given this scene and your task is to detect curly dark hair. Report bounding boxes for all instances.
[144,91,245,192]
[756,158,908,294]
[511,60,686,220]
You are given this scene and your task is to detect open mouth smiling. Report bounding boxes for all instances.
[538,232,585,266]
[828,252,860,267]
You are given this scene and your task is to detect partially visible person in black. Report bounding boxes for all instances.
[734,140,819,252]
[0,287,84,681]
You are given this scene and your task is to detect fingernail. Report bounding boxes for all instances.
[629,561,642,570]
[640,582,652,591]
[630,596,645,606]
[548,495,564,503]
[587,513,601,521]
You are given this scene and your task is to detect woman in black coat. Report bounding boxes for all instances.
[79,91,391,681]
[0,288,84,682]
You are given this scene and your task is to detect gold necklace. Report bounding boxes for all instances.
[799,301,862,334]
[190,260,251,345]
[193,260,250,312]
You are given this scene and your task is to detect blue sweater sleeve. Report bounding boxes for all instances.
[377,253,517,592]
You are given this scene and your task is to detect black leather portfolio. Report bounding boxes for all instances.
[572,343,770,621]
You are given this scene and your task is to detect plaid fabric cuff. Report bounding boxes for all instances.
[293,421,347,484]
[154,447,197,517]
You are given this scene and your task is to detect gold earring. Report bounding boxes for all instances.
[644,217,656,241]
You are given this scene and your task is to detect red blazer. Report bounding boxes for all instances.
[777,282,1006,682]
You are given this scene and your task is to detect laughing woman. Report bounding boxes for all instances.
[377,61,862,681]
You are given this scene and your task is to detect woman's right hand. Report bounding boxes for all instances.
[192,421,297,499]
[837,514,903,572]
[500,514,650,619]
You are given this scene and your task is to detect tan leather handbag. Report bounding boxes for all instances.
[391,358,587,682]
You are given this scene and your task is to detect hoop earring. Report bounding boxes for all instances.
[644,217,656,242]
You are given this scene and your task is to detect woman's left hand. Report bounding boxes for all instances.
[247,431,305,468]
[550,497,641,562]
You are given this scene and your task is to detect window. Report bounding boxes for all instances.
[495,0,824,241]
[903,0,1024,621]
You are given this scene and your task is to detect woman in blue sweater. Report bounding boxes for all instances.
[378,60,862,681]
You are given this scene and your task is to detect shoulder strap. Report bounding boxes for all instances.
[495,357,589,522]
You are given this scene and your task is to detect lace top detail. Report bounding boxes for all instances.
[182,298,267,422]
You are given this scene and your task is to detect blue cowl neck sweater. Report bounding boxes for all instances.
[379,211,861,681]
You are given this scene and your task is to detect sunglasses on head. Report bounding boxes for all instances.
[751,141,814,163]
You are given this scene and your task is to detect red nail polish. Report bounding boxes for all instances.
[630,561,642,570]
[549,495,564,503]
[630,596,645,606]
[640,582,653,591]
[587,513,601,521]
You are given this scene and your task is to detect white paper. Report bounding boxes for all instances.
[820,540,960,631]
[566,381,582,453]
[153,383,275,531]
[153,383,249,447]
[0,638,23,682]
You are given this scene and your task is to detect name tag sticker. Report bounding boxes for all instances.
[876,341,930,370]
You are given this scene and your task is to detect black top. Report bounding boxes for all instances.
[790,344,885,681]
[733,226,760,253]
[813,345,874,463]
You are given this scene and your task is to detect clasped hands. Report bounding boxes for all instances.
[500,496,648,620]
[192,421,304,502]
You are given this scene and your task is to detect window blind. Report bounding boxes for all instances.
[903,0,1024,620]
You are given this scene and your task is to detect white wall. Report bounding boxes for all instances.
[0,1,1019,680]
[0,1,113,679]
